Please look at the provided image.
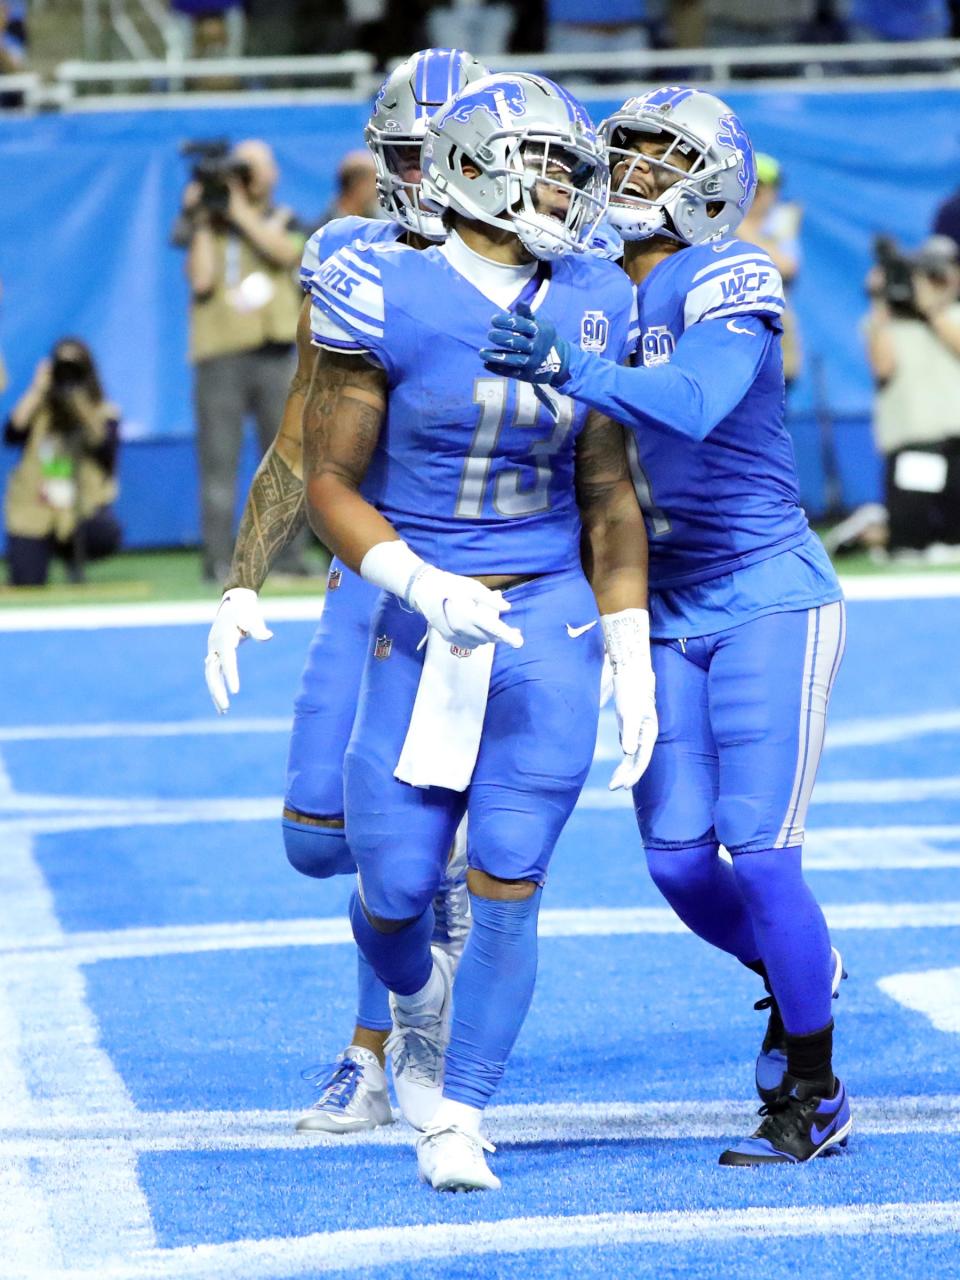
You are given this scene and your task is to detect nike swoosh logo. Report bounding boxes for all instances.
[810,1115,841,1145]
[712,242,736,252]
[566,621,598,638]
[810,1088,846,1145]
[726,318,755,336]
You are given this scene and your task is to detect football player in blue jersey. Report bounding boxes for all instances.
[204,48,489,1136]
[481,85,852,1167]
[302,72,657,1190]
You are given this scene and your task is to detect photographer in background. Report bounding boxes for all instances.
[3,341,122,587]
[173,138,308,584]
[863,235,960,557]
[736,153,803,387]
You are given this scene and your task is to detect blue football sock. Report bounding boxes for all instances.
[732,846,833,1036]
[355,952,392,1033]
[645,842,760,964]
[443,890,541,1110]
[282,819,356,879]
[349,889,434,998]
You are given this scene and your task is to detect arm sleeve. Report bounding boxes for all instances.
[562,315,773,442]
[308,243,392,374]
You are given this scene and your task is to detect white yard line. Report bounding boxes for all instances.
[0,598,324,632]
[580,774,960,808]
[0,828,156,1268]
[2,899,959,967]
[825,709,960,748]
[37,1200,960,1280]
[803,836,960,871]
[4,705,960,750]
[6,771,960,838]
[2,1094,959,1153]
[0,717,292,743]
[814,776,960,803]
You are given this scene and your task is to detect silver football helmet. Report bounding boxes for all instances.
[602,86,757,245]
[421,73,608,261]
[365,48,489,242]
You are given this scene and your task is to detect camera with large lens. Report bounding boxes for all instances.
[48,354,89,432]
[873,235,918,317]
[51,355,88,392]
[180,139,252,218]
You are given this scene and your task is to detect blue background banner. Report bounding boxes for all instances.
[1,87,958,541]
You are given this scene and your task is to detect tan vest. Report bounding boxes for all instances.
[4,401,119,541]
[190,228,303,363]
[873,305,960,454]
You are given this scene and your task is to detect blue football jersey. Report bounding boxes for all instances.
[630,238,811,591]
[299,215,402,290]
[308,239,637,576]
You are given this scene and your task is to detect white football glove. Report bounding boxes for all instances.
[204,588,273,714]
[601,608,658,791]
[599,652,615,708]
[407,565,523,650]
[360,540,524,651]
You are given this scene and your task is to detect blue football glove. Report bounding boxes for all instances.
[480,301,572,386]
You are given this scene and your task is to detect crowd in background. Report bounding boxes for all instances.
[4,1,960,79]
[174,1,960,63]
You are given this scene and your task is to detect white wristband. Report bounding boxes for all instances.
[359,540,426,604]
[600,608,651,674]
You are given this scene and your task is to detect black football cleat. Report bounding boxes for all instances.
[720,1075,852,1166]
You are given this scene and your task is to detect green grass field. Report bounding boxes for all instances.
[0,547,331,608]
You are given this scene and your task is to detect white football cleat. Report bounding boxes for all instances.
[386,947,454,1130]
[417,1123,501,1192]
[296,1046,394,1133]
[432,821,471,964]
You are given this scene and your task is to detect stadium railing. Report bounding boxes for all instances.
[1,39,959,113]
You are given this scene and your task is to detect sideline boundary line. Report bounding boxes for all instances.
[4,1094,960,1152]
[0,572,959,631]
[3,900,959,966]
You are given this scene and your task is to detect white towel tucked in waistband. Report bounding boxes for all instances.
[394,629,495,791]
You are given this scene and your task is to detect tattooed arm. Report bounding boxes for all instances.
[575,410,648,615]
[300,345,394,571]
[224,297,314,592]
[302,337,523,651]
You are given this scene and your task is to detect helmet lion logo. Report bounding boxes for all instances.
[716,113,756,210]
[444,81,527,129]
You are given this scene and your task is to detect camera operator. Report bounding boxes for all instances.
[864,235,960,555]
[3,340,122,586]
[173,138,307,583]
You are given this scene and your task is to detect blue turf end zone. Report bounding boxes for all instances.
[2,591,960,1278]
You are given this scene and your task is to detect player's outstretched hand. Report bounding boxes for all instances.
[205,588,273,714]
[601,608,659,790]
[409,565,524,651]
[480,301,571,387]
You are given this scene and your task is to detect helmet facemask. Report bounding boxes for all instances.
[424,127,607,261]
[513,137,607,260]
[605,119,736,245]
[367,126,447,242]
